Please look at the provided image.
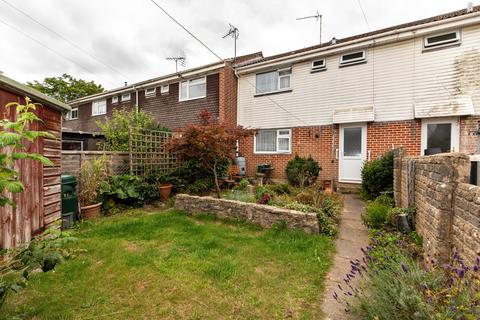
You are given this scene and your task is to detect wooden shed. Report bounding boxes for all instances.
[0,74,70,249]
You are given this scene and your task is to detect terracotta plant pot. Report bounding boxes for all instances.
[159,183,173,201]
[81,202,102,220]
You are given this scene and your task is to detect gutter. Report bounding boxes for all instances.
[236,13,480,74]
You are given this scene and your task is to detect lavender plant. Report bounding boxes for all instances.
[333,231,480,319]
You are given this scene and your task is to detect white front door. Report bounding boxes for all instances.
[339,123,367,183]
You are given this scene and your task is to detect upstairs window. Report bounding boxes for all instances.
[145,87,156,97]
[179,76,206,101]
[255,68,292,94]
[121,93,131,102]
[66,107,78,120]
[424,30,460,49]
[254,129,291,153]
[92,99,106,116]
[311,59,326,72]
[112,96,118,104]
[161,84,169,94]
[339,51,366,66]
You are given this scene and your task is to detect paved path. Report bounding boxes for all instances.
[321,194,368,320]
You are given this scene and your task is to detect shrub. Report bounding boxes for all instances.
[100,174,159,207]
[362,200,391,229]
[285,155,321,187]
[335,231,480,320]
[295,191,315,205]
[361,151,394,200]
[169,159,229,194]
[267,183,291,195]
[78,155,108,207]
[235,178,250,191]
[284,201,338,236]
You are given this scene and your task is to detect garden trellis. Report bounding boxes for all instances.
[128,127,178,176]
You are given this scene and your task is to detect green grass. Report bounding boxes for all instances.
[1,209,334,319]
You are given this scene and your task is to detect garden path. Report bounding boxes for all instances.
[321,194,368,320]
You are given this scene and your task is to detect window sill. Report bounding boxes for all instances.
[310,68,327,73]
[253,151,292,155]
[179,95,207,102]
[422,42,461,53]
[65,118,78,121]
[91,114,106,117]
[254,89,292,98]
[339,60,367,68]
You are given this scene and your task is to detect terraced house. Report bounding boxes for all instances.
[236,6,480,189]
[62,52,263,150]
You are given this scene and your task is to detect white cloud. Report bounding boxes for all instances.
[0,0,473,89]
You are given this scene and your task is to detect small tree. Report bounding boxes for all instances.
[168,110,248,198]
[0,98,54,206]
[96,108,170,151]
[361,151,394,200]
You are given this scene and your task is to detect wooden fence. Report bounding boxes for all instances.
[61,150,130,177]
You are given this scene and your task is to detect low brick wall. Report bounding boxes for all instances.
[394,149,479,265]
[61,151,129,176]
[174,194,320,234]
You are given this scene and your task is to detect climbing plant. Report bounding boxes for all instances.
[0,97,54,207]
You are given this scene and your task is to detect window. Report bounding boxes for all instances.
[112,96,118,104]
[255,68,292,94]
[339,51,366,66]
[421,118,459,155]
[161,84,169,94]
[179,77,206,101]
[424,30,460,49]
[121,93,131,102]
[91,99,106,116]
[311,59,326,71]
[254,129,291,153]
[145,87,156,97]
[66,107,78,120]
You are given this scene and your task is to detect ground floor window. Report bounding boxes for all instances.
[254,129,291,153]
[421,118,459,155]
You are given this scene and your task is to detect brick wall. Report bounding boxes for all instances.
[460,115,480,154]
[239,120,421,183]
[394,150,479,265]
[218,63,237,127]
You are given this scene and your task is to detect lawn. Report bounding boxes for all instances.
[1,209,334,319]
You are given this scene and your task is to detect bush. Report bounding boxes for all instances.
[362,197,392,229]
[285,155,321,187]
[336,231,480,320]
[234,178,250,191]
[100,174,159,209]
[267,183,291,195]
[361,151,394,200]
[284,200,339,236]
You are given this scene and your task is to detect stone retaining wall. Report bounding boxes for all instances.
[394,149,479,265]
[174,194,320,234]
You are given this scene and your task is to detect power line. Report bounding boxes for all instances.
[0,17,118,87]
[147,0,310,127]
[0,0,133,82]
[356,0,371,31]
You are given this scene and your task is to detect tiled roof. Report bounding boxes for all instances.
[236,5,480,68]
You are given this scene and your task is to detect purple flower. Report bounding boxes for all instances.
[401,263,409,273]
[456,268,465,278]
[473,265,479,272]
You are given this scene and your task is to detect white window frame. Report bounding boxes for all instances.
[112,96,118,104]
[121,93,131,102]
[255,68,292,95]
[161,84,169,94]
[66,107,78,120]
[420,117,460,155]
[179,76,207,101]
[253,129,292,154]
[423,30,461,50]
[339,50,367,66]
[311,59,326,71]
[145,87,156,98]
[91,99,106,116]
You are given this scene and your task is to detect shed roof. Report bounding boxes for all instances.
[0,73,70,112]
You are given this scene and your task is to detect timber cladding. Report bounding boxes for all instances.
[0,91,63,249]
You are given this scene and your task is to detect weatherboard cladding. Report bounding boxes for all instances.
[237,24,480,129]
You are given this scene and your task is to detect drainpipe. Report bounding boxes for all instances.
[133,85,139,112]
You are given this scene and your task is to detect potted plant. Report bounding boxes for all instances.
[158,174,174,201]
[78,156,108,219]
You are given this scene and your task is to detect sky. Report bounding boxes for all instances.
[0,0,474,90]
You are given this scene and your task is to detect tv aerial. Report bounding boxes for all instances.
[222,23,239,61]
[297,10,322,45]
[166,56,186,72]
